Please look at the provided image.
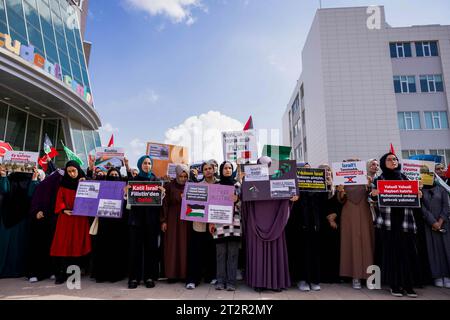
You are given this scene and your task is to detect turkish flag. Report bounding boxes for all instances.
[0,141,13,157]
[108,134,114,147]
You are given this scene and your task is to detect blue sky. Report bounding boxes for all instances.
[86,0,450,166]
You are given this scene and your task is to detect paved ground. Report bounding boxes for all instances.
[1,277,450,300]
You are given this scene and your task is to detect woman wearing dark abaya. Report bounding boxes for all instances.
[0,165,35,278]
[27,168,64,282]
[421,178,450,288]
[92,167,129,283]
[242,156,298,292]
[50,161,91,284]
[126,155,165,289]
[318,164,342,284]
[161,165,190,283]
[371,153,420,298]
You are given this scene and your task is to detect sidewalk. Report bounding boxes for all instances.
[1,278,450,300]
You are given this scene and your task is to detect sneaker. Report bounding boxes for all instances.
[226,284,236,291]
[404,288,417,298]
[390,287,403,297]
[434,278,444,288]
[298,281,310,292]
[310,283,321,291]
[29,277,38,283]
[444,277,450,289]
[352,279,362,289]
[210,279,218,285]
[186,282,196,290]
[215,283,225,290]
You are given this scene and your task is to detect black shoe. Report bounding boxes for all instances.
[54,277,65,285]
[254,287,264,293]
[167,278,178,284]
[390,287,403,297]
[404,288,417,298]
[271,288,282,293]
[128,280,138,289]
[145,279,155,288]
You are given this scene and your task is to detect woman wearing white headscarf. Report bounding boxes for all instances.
[161,165,190,283]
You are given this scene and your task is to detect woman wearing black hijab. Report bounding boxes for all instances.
[209,161,241,291]
[92,168,128,283]
[50,161,91,284]
[371,153,420,297]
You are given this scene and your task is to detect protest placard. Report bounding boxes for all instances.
[73,180,126,218]
[377,180,420,208]
[297,168,327,192]
[127,181,163,206]
[332,161,367,185]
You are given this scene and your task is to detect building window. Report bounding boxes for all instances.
[393,76,416,93]
[293,122,299,138]
[420,75,444,92]
[295,144,303,160]
[401,150,425,159]
[429,149,450,165]
[24,114,42,152]
[291,94,299,114]
[415,41,438,57]
[398,112,421,130]
[5,106,27,150]
[0,102,7,141]
[424,111,449,129]
[300,84,304,99]
[389,42,412,58]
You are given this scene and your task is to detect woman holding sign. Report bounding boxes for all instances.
[337,159,374,290]
[370,153,420,297]
[209,161,241,291]
[161,164,190,283]
[126,155,165,289]
[50,161,91,285]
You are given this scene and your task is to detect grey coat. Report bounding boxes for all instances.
[421,185,450,278]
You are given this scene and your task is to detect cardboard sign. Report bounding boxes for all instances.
[95,147,125,170]
[377,180,420,208]
[242,160,298,201]
[332,161,367,186]
[127,181,163,206]
[297,168,327,192]
[222,130,258,163]
[2,151,39,173]
[146,142,188,178]
[401,159,435,186]
[73,181,126,218]
[181,182,235,224]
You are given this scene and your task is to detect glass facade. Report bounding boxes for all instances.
[0,0,91,93]
[0,101,101,168]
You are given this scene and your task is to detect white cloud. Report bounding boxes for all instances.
[125,0,204,25]
[101,123,119,133]
[164,111,243,162]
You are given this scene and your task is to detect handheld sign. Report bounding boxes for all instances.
[127,181,163,206]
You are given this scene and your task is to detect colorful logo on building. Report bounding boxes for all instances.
[0,33,92,105]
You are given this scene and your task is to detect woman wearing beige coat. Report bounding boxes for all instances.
[337,159,375,289]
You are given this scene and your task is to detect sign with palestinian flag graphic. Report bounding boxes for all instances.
[181,182,235,224]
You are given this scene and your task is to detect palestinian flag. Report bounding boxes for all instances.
[186,204,205,218]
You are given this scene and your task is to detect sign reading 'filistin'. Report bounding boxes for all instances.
[0,33,92,105]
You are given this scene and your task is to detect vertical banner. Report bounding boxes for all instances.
[222,130,258,163]
[2,151,39,172]
[297,167,327,192]
[181,182,235,224]
[146,142,188,178]
[377,180,420,208]
[332,161,367,186]
[401,159,436,186]
[73,180,126,218]
[242,160,298,201]
[94,147,125,170]
[127,181,163,206]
